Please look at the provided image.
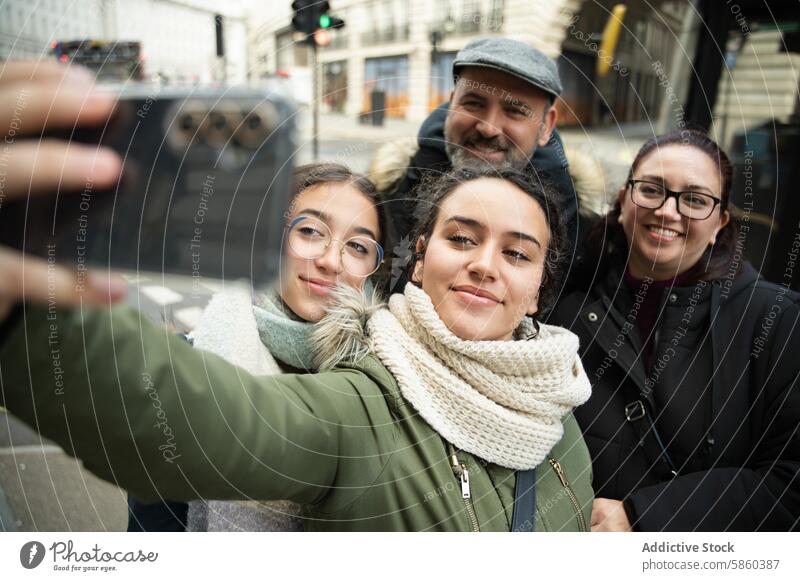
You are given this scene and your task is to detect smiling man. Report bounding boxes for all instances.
[445,47,558,172]
[377,37,578,293]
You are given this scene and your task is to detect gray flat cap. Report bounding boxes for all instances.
[453,37,562,99]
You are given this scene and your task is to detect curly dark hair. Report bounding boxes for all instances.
[405,166,567,324]
[584,129,740,282]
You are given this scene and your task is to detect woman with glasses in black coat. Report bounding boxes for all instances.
[549,130,800,532]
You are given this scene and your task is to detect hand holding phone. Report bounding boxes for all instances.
[0,64,297,325]
[0,61,127,321]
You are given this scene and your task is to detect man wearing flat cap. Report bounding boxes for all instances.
[373,37,577,294]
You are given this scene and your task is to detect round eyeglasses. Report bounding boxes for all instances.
[628,180,722,220]
[287,215,383,278]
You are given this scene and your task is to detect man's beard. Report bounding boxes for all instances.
[444,119,531,172]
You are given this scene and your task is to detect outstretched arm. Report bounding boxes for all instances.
[0,303,371,505]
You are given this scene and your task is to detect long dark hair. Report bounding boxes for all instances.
[406,166,567,323]
[584,129,740,282]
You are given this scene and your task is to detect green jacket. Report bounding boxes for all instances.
[0,304,593,531]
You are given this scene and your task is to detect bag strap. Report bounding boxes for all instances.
[625,399,679,479]
[511,468,537,532]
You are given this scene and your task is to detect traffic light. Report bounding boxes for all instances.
[291,1,345,45]
[319,10,345,30]
[315,1,345,47]
[291,0,316,35]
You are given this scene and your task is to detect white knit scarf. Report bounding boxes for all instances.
[366,283,591,470]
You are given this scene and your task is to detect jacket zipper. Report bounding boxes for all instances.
[449,445,480,532]
[548,458,587,532]
[644,290,680,477]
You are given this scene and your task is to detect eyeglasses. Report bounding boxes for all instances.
[287,215,384,278]
[628,180,722,220]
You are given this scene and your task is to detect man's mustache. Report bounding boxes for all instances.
[461,133,509,153]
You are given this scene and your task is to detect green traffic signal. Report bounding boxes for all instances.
[320,14,331,28]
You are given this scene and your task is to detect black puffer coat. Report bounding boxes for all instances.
[548,261,800,531]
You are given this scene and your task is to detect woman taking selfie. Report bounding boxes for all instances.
[128,162,386,532]
[549,130,800,531]
[0,62,592,530]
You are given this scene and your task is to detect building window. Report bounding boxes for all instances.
[361,0,410,46]
[433,1,452,30]
[430,51,457,111]
[458,0,480,34]
[488,0,504,31]
[275,30,307,72]
[322,60,348,113]
[431,0,504,38]
[363,55,409,118]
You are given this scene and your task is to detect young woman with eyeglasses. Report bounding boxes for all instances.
[126,163,387,532]
[549,130,800,532]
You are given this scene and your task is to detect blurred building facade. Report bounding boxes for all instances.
[557,0,686,127]
[247,0,694,124]
[0,0,248,83]
[713,29,800,149]
[0,0,107,60]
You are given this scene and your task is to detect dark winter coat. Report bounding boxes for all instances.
[548,261,800,531]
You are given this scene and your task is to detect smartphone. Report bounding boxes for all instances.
[0,84,295,286]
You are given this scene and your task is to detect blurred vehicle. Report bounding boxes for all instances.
[51,39,145,81]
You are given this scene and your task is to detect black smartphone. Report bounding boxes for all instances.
[0,84,295,286]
